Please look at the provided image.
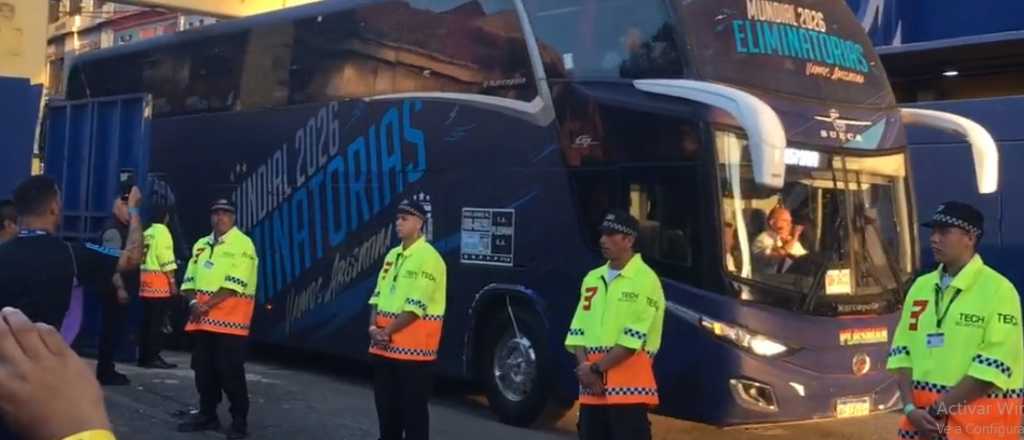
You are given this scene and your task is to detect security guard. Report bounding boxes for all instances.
[177,199,258,440]
[888,201,1023,440]
[368,200,447,440]
[138,205,178,369]
[565,210,665,440]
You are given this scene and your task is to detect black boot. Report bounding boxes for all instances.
[177,414,220,432]
[138,357,176,369]
[96,369,130,386]
[226,420,248,439]
[157,354,178,368]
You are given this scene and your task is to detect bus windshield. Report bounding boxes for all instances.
[679,0,894,107]
[717,130,913,309]
[525,0,685,79]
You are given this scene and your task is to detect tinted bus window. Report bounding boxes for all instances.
[240,24,294,109]
[525,0,685,80]
[289,0,537,104]
[67,55,141,100]
[182,33,246,114]
[141,49,190,116]
[289,9,375,102]
[567,104,704,281]
[681,0,894,107]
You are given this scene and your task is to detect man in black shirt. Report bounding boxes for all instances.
[0,175,144,330]
[95,194,140,385]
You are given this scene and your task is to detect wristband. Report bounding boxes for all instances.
[902,403,917,416]
[128,207,141,216]
[61,429,116,440]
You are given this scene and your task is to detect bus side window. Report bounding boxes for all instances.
[629,171,701,274]
[396,0,538,102]
[289,8,381,103]
[183,33,246,114]
[141,50,188,116]
[240,23,294,110]
[571,169,622,247]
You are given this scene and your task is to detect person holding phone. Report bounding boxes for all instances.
[94,173,142,385]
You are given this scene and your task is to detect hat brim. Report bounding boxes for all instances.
[210,205,236,213]
[397,207,425,220]
[921,219,958,229]
[921,220,983,238]
[599,225,636,236]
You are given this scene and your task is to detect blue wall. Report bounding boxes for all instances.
[0,77,40,198]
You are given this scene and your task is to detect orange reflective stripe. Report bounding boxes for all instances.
[580,350,659,406]
[896,382,1023,439]
[368,312,443,362]
[185,291,255,336]
[140,271,172,298]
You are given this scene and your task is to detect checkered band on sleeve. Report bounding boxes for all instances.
[225,275,248,288]
[405,298,428,314]
[622,327,647,342]
[973,354,1013,378]
[888,346,910,358]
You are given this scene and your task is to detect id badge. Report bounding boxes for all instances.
[926,333,945,349]
[203,260,215,270]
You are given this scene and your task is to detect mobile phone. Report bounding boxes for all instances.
[119,169,135,201]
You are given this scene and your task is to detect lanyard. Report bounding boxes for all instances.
[18,229,49,237]
[390,252,408,289]
[934,284,963,329]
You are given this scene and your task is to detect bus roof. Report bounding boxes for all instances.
[71,0,387,67]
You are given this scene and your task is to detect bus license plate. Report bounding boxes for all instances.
[836,396,871,418]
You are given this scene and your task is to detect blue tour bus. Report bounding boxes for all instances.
[61,0,1000,427]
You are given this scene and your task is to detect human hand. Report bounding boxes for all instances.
[372,328,391,346]
[188,302,206,322]
[127,186,143,210]
[0,307,111,439]
[906,409,941,439]
[575,363,604,395]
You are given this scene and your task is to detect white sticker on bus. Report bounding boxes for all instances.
[825,268,852,295]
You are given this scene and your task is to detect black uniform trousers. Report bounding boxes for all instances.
[97,290,127,374]
[371,355,434,440]
[191,331,249,424]
[578,404,652,440]
[138,297,171,362]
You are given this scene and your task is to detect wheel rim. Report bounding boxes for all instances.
[492,331,537,402]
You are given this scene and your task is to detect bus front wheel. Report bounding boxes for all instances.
[480,306,553,427]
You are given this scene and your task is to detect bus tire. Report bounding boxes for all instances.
[480,306,554,427]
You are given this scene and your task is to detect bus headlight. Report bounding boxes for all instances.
[700,317,790,357]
